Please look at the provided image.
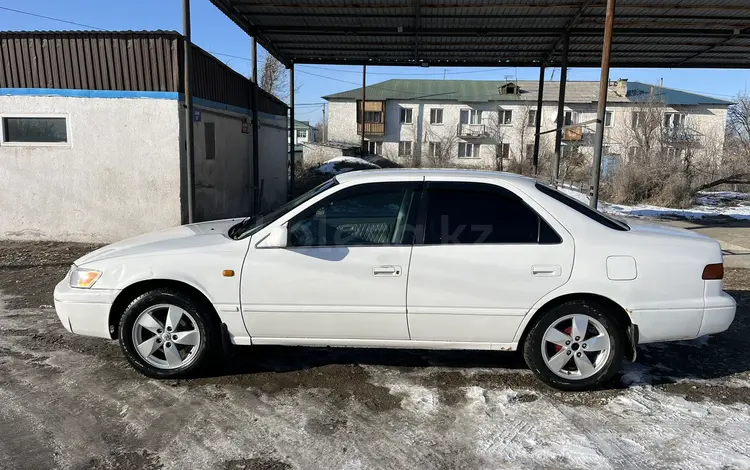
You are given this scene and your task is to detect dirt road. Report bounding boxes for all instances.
[1,241,748,469]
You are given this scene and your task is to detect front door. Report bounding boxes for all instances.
[406,181,574,344]
[241,181,421,342]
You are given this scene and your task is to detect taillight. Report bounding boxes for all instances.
[702,263,724,280]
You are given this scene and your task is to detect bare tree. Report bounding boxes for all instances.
[423,119,460,168]
[485,110,510,171]
[257,51,300,102]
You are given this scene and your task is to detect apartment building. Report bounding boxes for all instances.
[323,79,731,169]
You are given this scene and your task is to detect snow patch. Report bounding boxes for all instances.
[385,383,440,414]
[316,157,380,175]
[559,187,750,220]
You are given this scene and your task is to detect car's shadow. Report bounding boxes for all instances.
[201,288,749,390]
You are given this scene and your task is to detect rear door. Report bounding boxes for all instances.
[406,180,574,344]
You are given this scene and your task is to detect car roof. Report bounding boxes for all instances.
[335,168,538,187]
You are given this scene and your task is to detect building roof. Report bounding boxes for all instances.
[323,79,733,106]
[293,120,312,129]
[209,0,750,69]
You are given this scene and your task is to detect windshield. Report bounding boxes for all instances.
[229,178,338,240]
[535,182,629,231]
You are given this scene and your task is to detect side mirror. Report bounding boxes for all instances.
[258,225,288,248]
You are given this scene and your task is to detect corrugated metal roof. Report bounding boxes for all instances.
[322,79,733,105]
[210,0,750,68]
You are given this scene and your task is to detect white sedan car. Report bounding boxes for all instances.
[54,169,736,390]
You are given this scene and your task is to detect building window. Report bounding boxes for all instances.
[497,143,511,159]
[430,108,443,124]
[604,111,613,127]
[628,146,640,159]
[429,142,443,157]
[527,110,538,127]
[296,129,307,139]
[665,147,682,158]
[499,109,513,125]
[458,142,478,159]
[525,143,535,159]
[398,141,412,157]
[563,111,578,126]
[205,122,216,160]
[664,112,686,128]
[364,111,382,123]
[460,109,482,125]
[1,116,68,144]
[400,108,413,124]
[631,111,644,128]
[365,141,382,155]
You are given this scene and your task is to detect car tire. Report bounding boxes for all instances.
[523,300,625,391]
[118,288,217,379]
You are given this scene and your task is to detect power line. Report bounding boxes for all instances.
[0,6,105,30]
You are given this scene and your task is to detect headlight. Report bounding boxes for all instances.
[69,266,102,288]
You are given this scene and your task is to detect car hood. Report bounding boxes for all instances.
[75,219,243,265]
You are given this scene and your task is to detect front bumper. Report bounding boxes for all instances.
[53,279,120,339]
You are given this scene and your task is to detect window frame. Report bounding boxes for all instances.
[398,141,413,157]
[604,110,614,127]
[499,109,513,126]
[400,107,414,124]
[287,181,423,248]
[429,108,444,125]
[0,113,71,147]
[527,109,538,127]
[428,141,442,157]
[414,181,563,246]
[458,142,478,159]
[296,129,307,139]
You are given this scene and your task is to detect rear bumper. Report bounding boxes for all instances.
[631,292,736,344]
[699,291,736,336]
[53,280,119,339]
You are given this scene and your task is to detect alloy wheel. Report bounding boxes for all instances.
[131,303,201,370]
[541,314,611,380]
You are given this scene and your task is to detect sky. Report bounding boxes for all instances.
[2,0,749,126]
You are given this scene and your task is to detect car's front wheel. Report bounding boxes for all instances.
[523,300,625,391]
[118,288,216,379]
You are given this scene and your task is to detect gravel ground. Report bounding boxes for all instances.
[0,240,749,469]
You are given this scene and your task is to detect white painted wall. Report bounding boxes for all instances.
[0,95,182,242]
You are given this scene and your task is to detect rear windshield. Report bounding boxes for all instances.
[535,183,629,231]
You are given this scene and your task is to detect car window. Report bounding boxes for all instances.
[535,183,629,231]
[289,183,419,247]
[422,183,561,245]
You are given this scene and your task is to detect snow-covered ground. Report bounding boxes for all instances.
[560,188,750,221]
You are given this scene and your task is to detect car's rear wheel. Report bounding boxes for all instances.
[523,300,625,391]
[118,289,216,379]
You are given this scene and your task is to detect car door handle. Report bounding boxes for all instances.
[373,265,401,276]
[532,265,562,277]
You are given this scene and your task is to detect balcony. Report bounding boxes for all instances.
[563,126,584,141]
[457,123,488,138]
[663,127,702,144]
[357,122,385,136]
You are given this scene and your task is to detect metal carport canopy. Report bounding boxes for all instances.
[209,0,750,69]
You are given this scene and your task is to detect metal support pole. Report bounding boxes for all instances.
[250,37,260,214]
[553,32,569,185]
[532,65,545,175]
[361,64,367,154]
[182,0,195,223]
[289,63,295,199]
[589,0,616,208]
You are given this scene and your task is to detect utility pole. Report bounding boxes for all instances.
[589,0,616,209]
